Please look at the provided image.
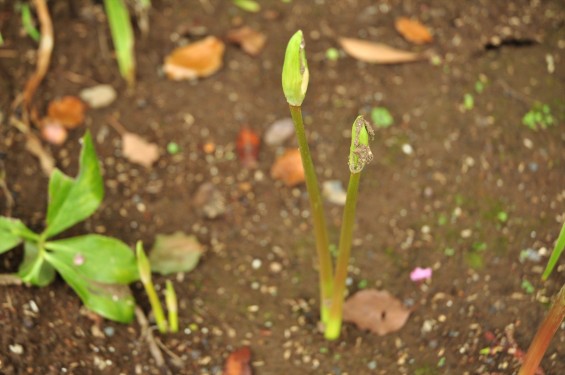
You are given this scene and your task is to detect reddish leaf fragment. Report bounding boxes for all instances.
[236,127,260,168]
[122,132,159,168]
[395,17,433,45]
[226,26,267,56]
[164,36,225,80]
[343,289,410,336]
[223,346,252,375]
[46,96,86,129]
[270,149,304,187]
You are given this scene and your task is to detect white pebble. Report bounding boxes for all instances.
[79,84,117,108]
[9,344,24,354]
[401,143,414,155]
[251,259,262,269]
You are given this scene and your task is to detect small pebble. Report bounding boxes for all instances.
[269,262,282,273]
[9,344,24,354]
[79,84,117,108]
[367,360,377,370]
[104,326,115,337]
[264,118,295,146]
[401,144,414,155]
[323,180,346,205]
[519,248,541,263]
[251,259,262,269]
[192,182,226,219]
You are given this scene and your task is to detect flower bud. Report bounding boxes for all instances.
[282,30,309,106]
[348,116,374,173]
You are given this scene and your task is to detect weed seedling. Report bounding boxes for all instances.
[165,280,179,333]
[522,103,555,130]
[0,132,138,322]
[282,31,373,340]
[104,0,136,85]
[20,3,40,42]
[136,241,167,333]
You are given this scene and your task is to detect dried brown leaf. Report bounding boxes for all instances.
[270,149,305,187]
[164,36,225,80]
[122,132,159,168]
[343,289,410,336]
[226,26,267,56]
[395,17,433,45]
[223,346,252,375]
[339,37,425,64]
[47,96,86,129]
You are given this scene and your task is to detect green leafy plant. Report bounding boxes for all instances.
[0,132,139,322]
[522,103,555,130]
[104,0,136,85]
[370,107,394,128]
[282,30,374,340]
[520,221,565,374]
[20,3,40,42]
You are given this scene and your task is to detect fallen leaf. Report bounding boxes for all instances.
[226,26,267,56]
[339,37,425,64]
[223,346,252,375]
[148,232,203,275]
[79,84,117,109]
[164,36,225,80]
[395,17,433,44]
[46,96,86,129]
[236,127,260,168]
[342,289,410,336]
[122,132,159,168]
[270,149,305,187]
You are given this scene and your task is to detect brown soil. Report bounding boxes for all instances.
[1,0,564,374]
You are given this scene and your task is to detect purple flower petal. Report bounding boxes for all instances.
[410,267,432,282]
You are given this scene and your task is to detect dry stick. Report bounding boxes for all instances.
[135,306,166,368]
[0,274,23,286]
[519,284,565,375]
[0,161,15,217]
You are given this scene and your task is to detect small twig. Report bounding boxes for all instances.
[135,306,166,368]
[0,274,23,286]
[155,338,185,368]
[0,161,15,216]
[9,115,55,175]
[198,0,215,14]
[106,115,129,136]
[496,79,532,106]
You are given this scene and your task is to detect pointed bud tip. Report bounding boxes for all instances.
[348,116,374,173]
[282,30,309,106]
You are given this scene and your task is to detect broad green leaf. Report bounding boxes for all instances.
[149,232,203,275]
[45,252,135,323]
[0,217,37,253]
[45,235,139,284]
[18,242,56,286]
[542,222,565,281]
[44,132,104,238]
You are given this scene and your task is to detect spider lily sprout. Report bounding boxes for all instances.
[282,30,309,106]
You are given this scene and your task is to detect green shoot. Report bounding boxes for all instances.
[283,30,333,323]
[370,107,394,128]
[542,222,565,280]
[136,241,167,333]
[0,32,4,46]
[165,280,179,333]
[232,0,261,12]
[104,0,136,86]
[0,132,138,323]
[21,4,40,42]
[522,103,555,130]
[325,117,373,340]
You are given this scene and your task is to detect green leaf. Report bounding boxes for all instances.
[0,217,37,253]
[149,232,203,275]
[45,252,135,323]
[18,242,56,286]
[45,235,139,284]
[233,0,261,12]
[370,107,394,128]
[21,4,40,42]
[104,0,136,85]
[542,222,565,281]
[44,132,104,238]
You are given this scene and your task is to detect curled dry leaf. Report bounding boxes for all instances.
[270,149,305,187]
[122,132,159,168]
[164,36,225,80]
[47,96,86,129]
[223,346,252,375]
[236,127,260,168]
[339,37,425,64]
[395,17,433,45]
[342,289,410,336]
[226,26,267,56]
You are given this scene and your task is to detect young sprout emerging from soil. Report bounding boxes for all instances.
[165,280,179,333]
[283,30,333,324]
[104,0,136,86]
[282,32,373,339]
[137,241,168,333]
[325,117,373,340]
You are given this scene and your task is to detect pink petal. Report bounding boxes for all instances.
[410,267,432,282]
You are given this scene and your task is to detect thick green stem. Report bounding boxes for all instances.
[325,172,361,340]
[289,105,333,323]
[143,279,167,333]
[519,284,565,375]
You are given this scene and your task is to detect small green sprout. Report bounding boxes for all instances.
[232,0,261,12]
[370,106,394,128]
[282,30,309,106]
[165,280,179,333]
[0,132,138,323]
[542,221,565,281]
[21,4,40,42]
[497,211,508,223]
[0,32,4,46]
[521,279,535,294]
[463,93,474,110]
[104,0,136,85]
[136,241,167,333]
[167,142,180,155]
[522,103,555,130]
[325,48,340,61]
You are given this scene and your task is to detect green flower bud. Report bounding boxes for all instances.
[282,30,309,106]
[348,116,374,173]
